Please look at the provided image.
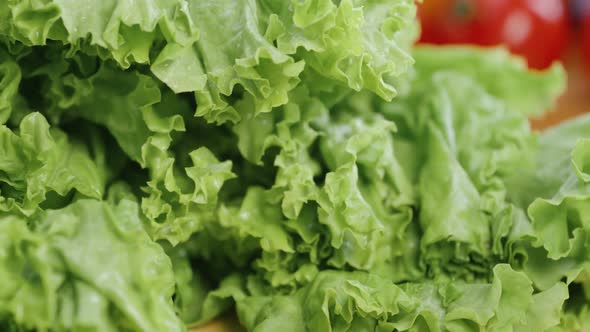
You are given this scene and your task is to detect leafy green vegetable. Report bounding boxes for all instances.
[235,266,568,332]
[0,112,105,216]
[0,199,183,332]
[0,0,587,331]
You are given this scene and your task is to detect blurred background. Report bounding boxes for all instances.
[415,0,590,129]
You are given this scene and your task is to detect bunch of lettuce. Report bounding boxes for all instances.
[1,1,589,331]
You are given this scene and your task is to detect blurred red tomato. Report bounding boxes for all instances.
[418,0,481,44]
[582,1,590,74]
[418,0,570,69]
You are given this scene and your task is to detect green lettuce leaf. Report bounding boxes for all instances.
[373,47,545,280]
[411,46,566,116]
[1,0,195,65]
[6,46,237,244]
[0,199,183,332]
[0,48,20,124]
[0,112,105,216]
[234,266,567,332]
[2,0,418,123]
[508,114,590,207]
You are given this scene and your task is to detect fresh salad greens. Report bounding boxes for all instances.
[0,1,588,331]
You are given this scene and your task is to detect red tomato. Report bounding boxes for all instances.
[417,0,570,69]
[418,0,480,44]
[582,3,590,74]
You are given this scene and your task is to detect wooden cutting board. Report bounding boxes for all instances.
[190,46,590,332]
